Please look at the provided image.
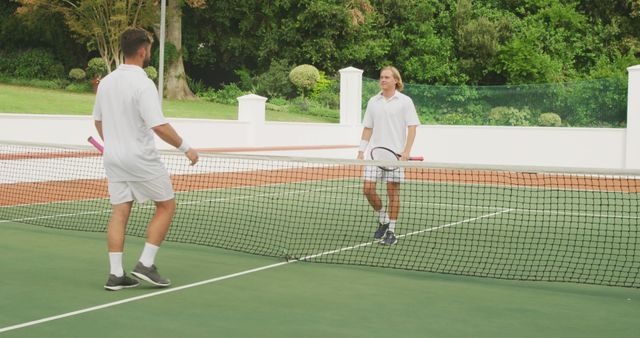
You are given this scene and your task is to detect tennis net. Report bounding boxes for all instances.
[1,141,639,287]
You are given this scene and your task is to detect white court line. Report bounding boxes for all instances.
[405,201,640,220]
[0,208,508,334]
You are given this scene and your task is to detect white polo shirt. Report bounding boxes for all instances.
[92,64,168,182]
[362,90,420,157]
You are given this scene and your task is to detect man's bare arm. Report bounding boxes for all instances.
[357,127,373,160]
[152,123,199,165]
[401,125,417,161]
[95,121,104,140]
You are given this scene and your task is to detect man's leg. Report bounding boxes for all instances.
[387,182,400,231]
[132,198,175,287]
[363,180,382,210]
[380,182,400,245]
[104,201,139,290]
[364,179,391,239]
[107,201,134,273]
[146,198,176,246]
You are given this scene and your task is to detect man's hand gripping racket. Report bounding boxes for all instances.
[370,146,423,171]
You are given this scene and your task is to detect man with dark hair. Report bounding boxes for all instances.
[93,27,199,291]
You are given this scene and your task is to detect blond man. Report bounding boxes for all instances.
[357,66,420,245]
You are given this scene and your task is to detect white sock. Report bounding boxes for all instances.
[109,252,124,277]
[388,220,397,233]
[139,242,160,268]
[375,208,389,224]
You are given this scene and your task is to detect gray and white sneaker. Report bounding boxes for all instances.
[104,274,140,291]
[374,222,390,239]
[379,231,398,246]
[131,262,171,287]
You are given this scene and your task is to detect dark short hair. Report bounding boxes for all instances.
[120,28,152,58]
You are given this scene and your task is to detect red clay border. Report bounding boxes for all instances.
[1,166,638,207]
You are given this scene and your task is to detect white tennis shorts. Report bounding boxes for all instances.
[363,165,404,183]
[108,175,175,205]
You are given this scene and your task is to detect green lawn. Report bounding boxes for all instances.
[0,83,334,123]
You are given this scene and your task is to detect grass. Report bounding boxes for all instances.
[0,83,335,123]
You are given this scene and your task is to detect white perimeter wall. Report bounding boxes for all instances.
[0,113,628,169]
[1,64,637,170]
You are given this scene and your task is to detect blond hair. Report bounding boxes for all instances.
[381,66,404,91]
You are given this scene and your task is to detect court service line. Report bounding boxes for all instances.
[405,201,640,220]
[0,209,506,334]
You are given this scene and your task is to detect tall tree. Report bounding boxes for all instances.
[16,0,156,72]
[158,0,205,100]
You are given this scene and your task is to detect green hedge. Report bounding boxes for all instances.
[363,77,627,128]
[0,49,65,80]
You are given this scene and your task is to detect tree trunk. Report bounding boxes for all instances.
[164,0,195,100]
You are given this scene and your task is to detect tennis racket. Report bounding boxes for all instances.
[370,146,423,171]
[87,136,104,154]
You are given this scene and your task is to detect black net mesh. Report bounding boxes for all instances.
[1,142,639,287]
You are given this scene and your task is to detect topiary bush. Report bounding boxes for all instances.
[86,58,108,79]
[68,68,86,82]
[488,106,531,126]
[538,112,562,127]
[289,64,320,98]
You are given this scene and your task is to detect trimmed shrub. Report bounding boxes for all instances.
[488,106,531,126]
[0,49,64,80]
[538,112,562,127]
[289,64,320,97]
[68,68,86,81]
[86,58,108,79]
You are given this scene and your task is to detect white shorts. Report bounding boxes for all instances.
[363,165,404,183]
[108,175,175,205]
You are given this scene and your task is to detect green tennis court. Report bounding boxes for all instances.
[1,220,639,338]
[1,145,639,336]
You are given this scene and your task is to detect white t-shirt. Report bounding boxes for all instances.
[92,64,168,182]
[362,90,420,158]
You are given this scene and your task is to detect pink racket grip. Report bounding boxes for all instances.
[409,156,424,161]
[88,136,104,154]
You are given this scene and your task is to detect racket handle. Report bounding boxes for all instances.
[87,136,104,154]
[408,156,424,161]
